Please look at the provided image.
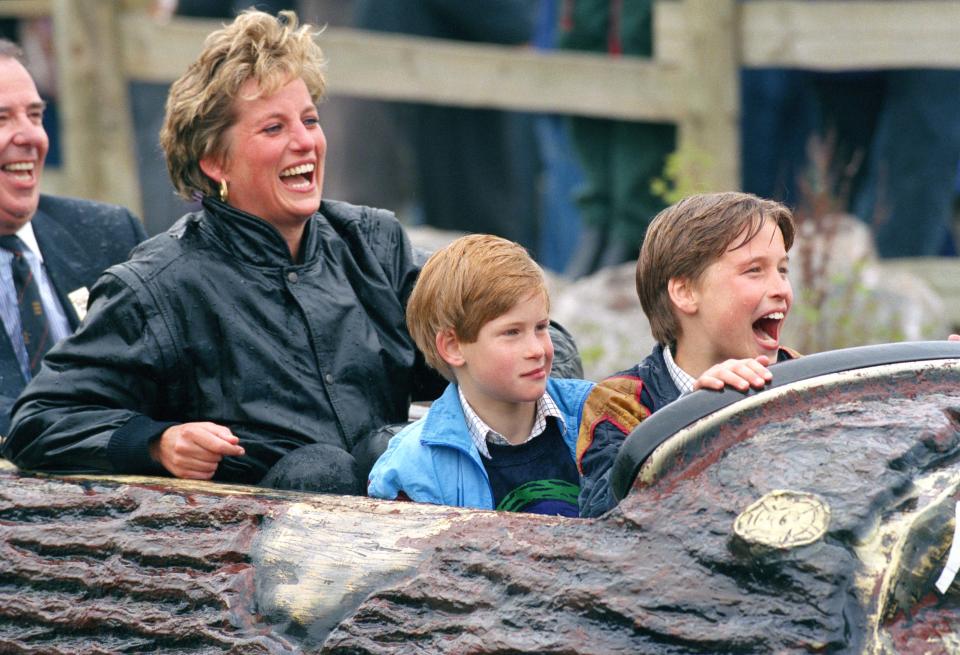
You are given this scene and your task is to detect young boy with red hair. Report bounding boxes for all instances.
[368,234,593,516]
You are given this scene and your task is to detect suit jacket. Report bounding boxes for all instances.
[0,194,146,434]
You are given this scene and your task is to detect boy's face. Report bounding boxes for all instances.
[682,216,792,364]
[451,290,554,413]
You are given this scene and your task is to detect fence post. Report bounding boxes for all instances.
[677,0,740,191]
[50,0,141,215]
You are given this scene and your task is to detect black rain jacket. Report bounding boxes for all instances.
[2,197,441,483]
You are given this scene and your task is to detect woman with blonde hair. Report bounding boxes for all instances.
[3,10,440,490]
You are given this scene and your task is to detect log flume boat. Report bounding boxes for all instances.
[1,342,959,654]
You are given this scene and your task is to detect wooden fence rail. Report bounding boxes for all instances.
[1,0,959,219]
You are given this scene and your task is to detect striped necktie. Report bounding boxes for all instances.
[0,235,51,378]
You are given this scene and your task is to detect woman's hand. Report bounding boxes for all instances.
[150,422,245,479]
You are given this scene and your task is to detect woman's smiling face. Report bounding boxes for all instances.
[202,76,325,231]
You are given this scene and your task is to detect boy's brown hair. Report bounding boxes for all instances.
[637,191,795,345]
[407,234,548,381]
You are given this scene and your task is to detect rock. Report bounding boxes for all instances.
[550,262,655,381]
[786,213,950,352]
[791,211,878,282]
[878,257,960,333]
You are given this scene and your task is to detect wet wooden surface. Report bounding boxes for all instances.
[1,361,960,653]
[0,467,492,653]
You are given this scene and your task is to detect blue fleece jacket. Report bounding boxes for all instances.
[367,377,594,510]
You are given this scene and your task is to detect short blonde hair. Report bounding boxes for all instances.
[160,9,326,200]
[407,234,549,381]
[637,191,795,345]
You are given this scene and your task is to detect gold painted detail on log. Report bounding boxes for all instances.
[734,490,830,549]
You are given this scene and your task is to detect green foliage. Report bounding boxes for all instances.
[791,258,906,353]
[578,343,606,370]
[650,146,715,204]
[788,134,918,353]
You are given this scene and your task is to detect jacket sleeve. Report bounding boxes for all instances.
[357,206,420,307]
[576,377,652,518]
[2,269,177,476]
[367,421,443,505]
[361,207,446,401]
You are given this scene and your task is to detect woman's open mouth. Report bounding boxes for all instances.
[279,162,314,189]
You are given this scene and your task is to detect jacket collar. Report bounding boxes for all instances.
[638,344,682,410]
[200,196,318,267]
[418,380,582,459]
[418,383,475,454]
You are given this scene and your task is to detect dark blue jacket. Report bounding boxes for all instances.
[577,344,797,517]
[0,195,146,435]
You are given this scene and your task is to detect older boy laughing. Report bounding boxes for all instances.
[578,192,800,517]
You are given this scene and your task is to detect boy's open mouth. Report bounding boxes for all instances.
[752,311,784,344]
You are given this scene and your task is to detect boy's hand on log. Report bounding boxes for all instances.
[693,356,772,392]
[150,422,245,479]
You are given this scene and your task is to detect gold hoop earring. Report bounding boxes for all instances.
[219,179,229,203]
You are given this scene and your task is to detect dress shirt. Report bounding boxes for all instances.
[0,222,71,380]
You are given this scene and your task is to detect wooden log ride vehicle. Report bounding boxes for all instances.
[1,341,959,653]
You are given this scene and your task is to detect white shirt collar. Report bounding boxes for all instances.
[662,343,697,396]
[15,222,43,263]
[458,385,565,460]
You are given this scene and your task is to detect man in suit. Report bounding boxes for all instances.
[0,39,146,434]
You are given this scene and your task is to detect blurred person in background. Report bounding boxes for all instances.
[558,0,676,278]
[353,0,542,256]
[850,70,960,257]
[532,0,586,273]
[741,64,960,258]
